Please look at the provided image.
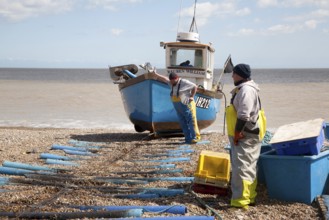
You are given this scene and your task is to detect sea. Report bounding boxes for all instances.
[1,68,329,84]
[1,68,328,132]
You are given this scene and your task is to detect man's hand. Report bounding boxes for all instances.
[234,131,244,145]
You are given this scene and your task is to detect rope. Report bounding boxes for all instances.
[188,184,224,220]
[262,131,273,145]
[217,89,227,135]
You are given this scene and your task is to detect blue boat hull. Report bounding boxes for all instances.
[118,72,222,133]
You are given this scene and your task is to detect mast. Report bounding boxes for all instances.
[189,0,198,33]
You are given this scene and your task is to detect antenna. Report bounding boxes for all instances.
[176,0,183,38]
[189,0,198,33]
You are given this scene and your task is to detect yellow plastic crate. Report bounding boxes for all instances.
[194,150,230,187]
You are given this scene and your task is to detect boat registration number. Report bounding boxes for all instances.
[195,96,210,109]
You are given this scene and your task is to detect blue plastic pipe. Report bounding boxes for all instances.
[150,169,183,174]
[51,144,88,152]
[117,217,214,220]
[141,188,184,197]
[113,169,183,175]
[137,177,194,182]
[45,159,79,166]
[0,167,51,176]
[0,209,143,219]
[95,177,194,183]
[115,194,160,199]
[167,149,194,154]
[123,69,137,78]
[196,140,211,145]
[135,157,190,163]
[0,177,10,185]
[113,188,184,198]
[0,189,14,192]
[178,145,192,149]
[40,153,74,161]
[3,161,55,172]
[76,205,187,214]
[68,139,93,145]
[68,139,103,148]
[96,178,148,185]
[63,149,97,156]
[143,153,183,158]
[143,164,176,169]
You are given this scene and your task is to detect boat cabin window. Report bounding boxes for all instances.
[170,48,203,68]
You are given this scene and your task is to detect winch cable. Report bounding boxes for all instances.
[188,184,224,220]
[217,88,227,135]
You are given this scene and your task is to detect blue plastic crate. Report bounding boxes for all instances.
[273,129,325,155]
[260,149,329,204]
[257,144,273,185]
[270,119,326,156]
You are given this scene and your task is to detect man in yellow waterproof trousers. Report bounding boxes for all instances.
[225,63,266,209]
[154,71,201,144]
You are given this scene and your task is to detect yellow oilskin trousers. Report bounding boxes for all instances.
[225,88,265,209]
[228,131,261,209]
[226,105,266,209]
[188,101,201,141]
[171,96,200,142]
[230,179,258,209]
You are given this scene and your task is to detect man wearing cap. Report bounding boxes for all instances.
[225,63,265,209]
[154,71,201,144]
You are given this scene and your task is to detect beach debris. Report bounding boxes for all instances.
[316,195,329,220]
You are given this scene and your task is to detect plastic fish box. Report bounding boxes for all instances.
[260,149,329,204]
[257,144,273,185]
[270,118,326,155]
[194,150,230,187]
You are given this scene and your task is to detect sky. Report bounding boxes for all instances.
[0,0,328,69]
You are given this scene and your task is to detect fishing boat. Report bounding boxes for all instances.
[109,2,232,135]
